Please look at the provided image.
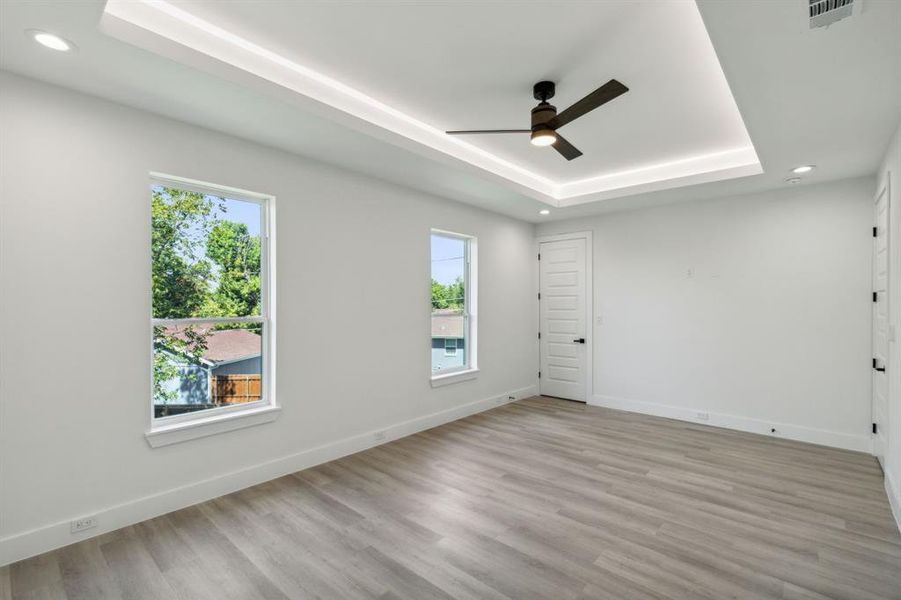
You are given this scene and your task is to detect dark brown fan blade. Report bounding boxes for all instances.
[552,133,582,161]
[549,79,628,130]
[446,129,531,135]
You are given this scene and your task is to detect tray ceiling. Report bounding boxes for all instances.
[101,0,761,206]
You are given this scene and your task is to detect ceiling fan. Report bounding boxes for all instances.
[446,79,628,161]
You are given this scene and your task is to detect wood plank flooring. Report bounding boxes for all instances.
[3,396,900,599]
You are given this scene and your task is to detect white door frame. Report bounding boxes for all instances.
[536,231,593,401]
[873,173,893,461]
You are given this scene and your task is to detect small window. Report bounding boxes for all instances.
[445,338,458,356]
[431,230,476,377]
[151,176,273,426]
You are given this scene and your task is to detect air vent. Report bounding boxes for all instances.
[808,0,858,29]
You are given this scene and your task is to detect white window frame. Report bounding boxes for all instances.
[430,229,478,387]
[146,173,278,447]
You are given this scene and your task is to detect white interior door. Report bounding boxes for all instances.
[873,183,890,466]
[539,238,588,401]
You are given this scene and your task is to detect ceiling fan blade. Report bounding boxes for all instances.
[552,133,582,161]
[446,129,531,135]
[549,79,629,130]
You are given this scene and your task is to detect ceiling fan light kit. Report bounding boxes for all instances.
[446,79,629,161]
[530,128,557,147]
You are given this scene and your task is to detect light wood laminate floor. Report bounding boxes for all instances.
[3,396,900,599]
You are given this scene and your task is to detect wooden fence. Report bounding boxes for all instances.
[211,374,262,405]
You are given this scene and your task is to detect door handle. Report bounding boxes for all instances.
[875,366,886,372]
[573,338,585,344]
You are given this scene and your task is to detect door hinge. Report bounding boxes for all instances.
[873,226,878,237]
[538,332,541,339]
[873,422,878,435]
[537,292,541,300]
[873,291,878,302]
[538,253,541,260]
[538,371,541,379]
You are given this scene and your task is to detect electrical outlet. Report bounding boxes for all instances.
[508,395,515,401]
[70,516,97,534]
[695,412,709,421]
[374,431,386,442]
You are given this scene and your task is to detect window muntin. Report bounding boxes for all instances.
[430,231,475,375]
[151,179,272,423]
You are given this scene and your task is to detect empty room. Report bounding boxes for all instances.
[1,1,901,598]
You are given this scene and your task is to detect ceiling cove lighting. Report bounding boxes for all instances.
[102,0,762,203]
[791,165,816,174]
[100,0,553,196]
[28,30,73,52]
[539,209,551,215]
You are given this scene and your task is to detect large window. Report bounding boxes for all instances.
[431,230,476,378]
[151,176,273,425]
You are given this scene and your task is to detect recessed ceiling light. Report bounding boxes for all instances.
[785,177,802,184]
[530,129,557,147]
[539,209,551,215]
[791,165,815,174]
[28,30,73,52]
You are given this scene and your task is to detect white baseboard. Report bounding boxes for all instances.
[0,384,537,567]
[886,470,901,536]
[590,394,872,454]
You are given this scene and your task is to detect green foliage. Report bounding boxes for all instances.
[203,221,261,319]
[431,277,465,311]
[151,186,221,319]
[152,331,181,406]
[431,279,449,310]
[151,186,262,405]
[152,325,211,407]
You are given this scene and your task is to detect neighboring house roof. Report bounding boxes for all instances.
[163,325,261,364]
[431,309,464,339]
[203,329,261,363]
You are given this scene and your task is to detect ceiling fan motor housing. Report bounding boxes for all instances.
[531,103,557,131]
[531,81,557,132]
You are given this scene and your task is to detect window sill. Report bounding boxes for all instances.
[430,368,479,388]
[145,404,281,448]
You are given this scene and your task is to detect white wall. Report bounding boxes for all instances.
[878,122,901,530]
[0,72,538,564]
[538,178,874,451]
